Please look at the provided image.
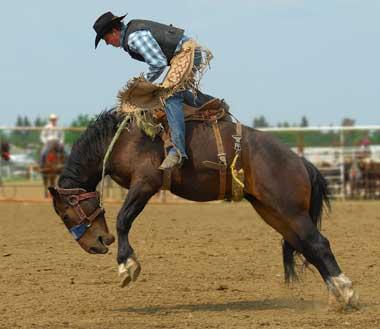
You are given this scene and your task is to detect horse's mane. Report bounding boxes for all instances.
[59,109,121,185]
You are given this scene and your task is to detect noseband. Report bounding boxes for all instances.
[55,188,105,241]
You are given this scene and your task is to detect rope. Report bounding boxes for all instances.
[99,114,131,206]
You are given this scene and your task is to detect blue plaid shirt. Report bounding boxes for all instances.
[120,28,189,82]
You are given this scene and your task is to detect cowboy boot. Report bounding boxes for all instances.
[158,149,182,170]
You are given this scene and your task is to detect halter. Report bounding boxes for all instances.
[55,188,105,241]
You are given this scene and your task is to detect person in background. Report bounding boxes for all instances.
[40,114,64,166]
[358,132,371,159]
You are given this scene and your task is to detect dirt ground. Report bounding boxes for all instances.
[1,201,380,329]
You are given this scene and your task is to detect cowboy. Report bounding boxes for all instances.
[93,12,221,170]
[40,114,65,166]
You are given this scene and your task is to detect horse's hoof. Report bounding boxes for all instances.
[118,263,130,287]
[345,289,360,310]
[328,289,360,312]
[327,273,360,311]
[119,270,132,288]
[118,257,141,288]
[127,257,141,282]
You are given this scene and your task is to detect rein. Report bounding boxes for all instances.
[55,188,104,241]
[100,113,131,206]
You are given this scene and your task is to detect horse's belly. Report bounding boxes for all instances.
[170,169,223,201]
[169,121,236,201]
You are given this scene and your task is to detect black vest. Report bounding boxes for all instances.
[122,19,184,64]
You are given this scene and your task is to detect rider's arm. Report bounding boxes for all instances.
[127,30,167,82]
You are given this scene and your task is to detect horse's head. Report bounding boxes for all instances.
[49,187,115,254]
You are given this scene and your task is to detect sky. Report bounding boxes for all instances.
[1,0,379,127]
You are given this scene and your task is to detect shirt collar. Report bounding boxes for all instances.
[119,24,128,49]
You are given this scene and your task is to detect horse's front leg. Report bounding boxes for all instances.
[43,174,49,198]
[116,180,160,287]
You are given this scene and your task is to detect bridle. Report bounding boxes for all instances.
[54,187,105,241]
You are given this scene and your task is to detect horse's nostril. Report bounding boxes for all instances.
[102,234,115,246]
[98,236,105,246]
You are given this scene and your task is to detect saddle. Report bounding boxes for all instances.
[153,97,229,157]
[154,98,230,124]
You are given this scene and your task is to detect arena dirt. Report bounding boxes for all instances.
[0,201,379,329]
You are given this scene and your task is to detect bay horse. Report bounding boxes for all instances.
[49,110,358,309]
[41,141,65,198]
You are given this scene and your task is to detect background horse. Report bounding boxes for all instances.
[49,110,358,309]
[1,141,10,161]
[41,141,65,198]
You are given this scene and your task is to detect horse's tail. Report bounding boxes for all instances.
[302,157,331,228]
[283,157,331,283]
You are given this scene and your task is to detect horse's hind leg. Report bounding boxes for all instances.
[291,216,359,309]
[246,195,358,309]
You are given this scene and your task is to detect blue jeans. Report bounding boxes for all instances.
[165,91,190,159]
[165,90,214,159]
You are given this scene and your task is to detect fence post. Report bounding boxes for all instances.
[340,129,346,200]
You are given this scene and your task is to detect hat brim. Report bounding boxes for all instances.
[94,14,127,49]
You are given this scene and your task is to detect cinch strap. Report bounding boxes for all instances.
[211,119,227,200]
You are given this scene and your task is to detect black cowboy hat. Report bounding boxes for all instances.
[93,11,127,49]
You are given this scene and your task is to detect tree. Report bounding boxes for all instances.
[253,115,269,128]
[70,114,94,128]
[10,115,47,147]
[16,115,23,127]
[341,118,355,127]
[34,116,47,127]
[11,115,32,147]
[23,116,31,127]
[277,121,290,128]
[300,116,309,127]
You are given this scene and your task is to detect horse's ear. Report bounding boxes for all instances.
[48,186,60,199]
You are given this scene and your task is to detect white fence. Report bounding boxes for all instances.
[260,125,380,199]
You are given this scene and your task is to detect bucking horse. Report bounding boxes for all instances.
[49,108,358,310]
